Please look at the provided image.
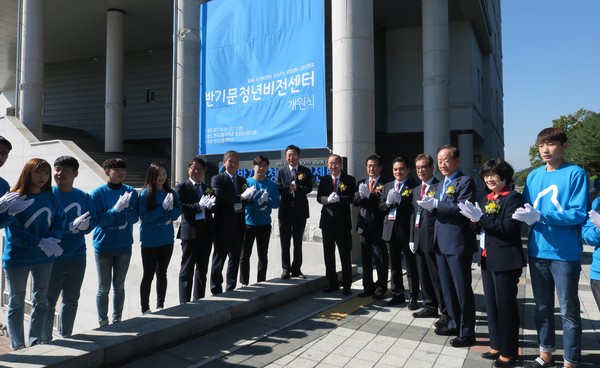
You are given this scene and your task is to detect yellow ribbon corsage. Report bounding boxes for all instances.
[338,182,347,192]
[485,200,500,215]
[401,188,413,197]
[297,173,305,181]
[445,185,456,197]
[204,187,213,195]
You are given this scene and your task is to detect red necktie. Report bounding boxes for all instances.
[421,183,426,198]
[292,168,297,181]
[333,177,338,192]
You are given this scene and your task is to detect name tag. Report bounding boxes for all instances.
[479,230,486,250]
[388,207,397,220]
[234,202,243,213]
[195,211,205,221]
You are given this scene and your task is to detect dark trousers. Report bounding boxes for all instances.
[387,231,419,298]
[179,235,212,303]
[279,214,306,274]
[481,259,522,357]
[239,224,272,285]
[322,228,352,288]
[359,232,388,292]
[211,226,244,294]
[437,250,476,338]
[415,246,445,313]
[592,279,600,312]
[140,244,174,312]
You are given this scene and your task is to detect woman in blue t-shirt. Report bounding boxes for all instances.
[2,158,65,350]
[138,162,182,313]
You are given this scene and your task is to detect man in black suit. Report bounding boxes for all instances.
[418,145,477,348]
[276,145,313,279]
[317,154,356,295]
[409,153,447,325]
[176,156,215,303]
[380,156,419,308]
[353,154,387,299]
[210,150,255,294]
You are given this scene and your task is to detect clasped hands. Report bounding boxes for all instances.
[199,194,216,210]
[69,211,91,231]
[385,189,400,206]
[0,191,35,216]
[113,191,133,212]
[241,185,256,201]
[38,237,63,257]
[511,203,540,225]
[589,209,600,230]
[358,183,370,199]
[458,200,482,222]
[417,195,437,210]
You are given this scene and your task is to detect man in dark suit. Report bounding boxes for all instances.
[409,153,448,325]
[176,156,215,303]
[353,154,387,299]
[418,145,477,348]
[210,150,254,294]
[380,156,419,308]
[317,154,356,295]
[276,145,313,279]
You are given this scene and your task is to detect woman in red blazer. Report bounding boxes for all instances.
[459,158,525,368]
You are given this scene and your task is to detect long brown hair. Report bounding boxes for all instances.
[143,161,174,209]
[11,158,52,195]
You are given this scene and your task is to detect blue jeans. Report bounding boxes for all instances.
[529,257,582,365]
[4,263,53,350]
[95,251,131,324]
[41,259,86,341]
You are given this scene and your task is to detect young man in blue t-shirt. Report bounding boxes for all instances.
[513,127,587,368]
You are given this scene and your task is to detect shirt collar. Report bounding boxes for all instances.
[487,186,510,201]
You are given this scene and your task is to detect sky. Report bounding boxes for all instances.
[501,0,600,171]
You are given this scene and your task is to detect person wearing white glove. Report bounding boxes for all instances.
[417,195,438,210]
[3,158,66,350]
[42,156,96,342]
[317,154,356,295]
[240,156,280,287]
[90,158,138,326]
[582,198,600,312]
[380,157,419,309]
[511,203,541,226]
[473,158,526,364]
[0,191,20,213]
[353,155,387,299]
[521,128,588,367]
[138,162,182,314]
[240,185,256,201]
[7,195,35,216]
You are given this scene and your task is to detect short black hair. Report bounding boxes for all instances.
[54,155,79,171]
[392,156,409,168]
[365,154,382,167]
[188,156,207,169]
[480,158,515,185]
[285,145,301,155]
[102,158,127,169]
[252,155,270,166]
[437,144,460,159]
[536,127,568,145]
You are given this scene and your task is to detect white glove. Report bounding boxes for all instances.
[386,190,399,206]
[409,242,416,254]
[77,212,91,231]
[69,211,91,231]
[241,186,256,200]
[257,190,269,205]
[206,195,216,209]
[123,191,133,209]
[0,192,20,213]
[358,183,370,199]
[458,200,482,222]
[7,195,35,216]
[38,238,55,257]
[327,192,340,204]
[46,237,63,257]
[113,193,128,213]
[162,192,174,211]
[590,210,600,230]
[512,203,540,225]
[199,195,211,210]
[417,195,438,210]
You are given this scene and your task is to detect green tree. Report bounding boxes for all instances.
[565,111,600,174]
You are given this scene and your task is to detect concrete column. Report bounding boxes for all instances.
[331,0,375,180]
[105,9,125,153]
[18,0,45,139]
[422,0,450,157]
[458,132,474,178]
[174,0,201,184]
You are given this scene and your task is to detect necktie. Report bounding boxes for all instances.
[333,176,338,192]
[231,176,238,193]
[292,168,297,181]
[369,179,374,192]
[396,181,401,192]
[421,183,426,198]
[440,178,450,200]
[195,183,202,197]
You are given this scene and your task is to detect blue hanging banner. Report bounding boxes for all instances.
[199,0,326,154]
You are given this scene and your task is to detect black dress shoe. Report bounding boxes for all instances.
[412,308,438,318]
[407,298,419,310]
[291,272,306,279]
[281,271,290,280]
[357,289,374,298]
[481,351,501,360]
[449,335,475,347]
[434,326,459,336]
[373,288,386,299]
[323,285,339,293]
[386,294,406,306]
[342,287,351,296]
[493,357,516,367]
[434,314,451,328]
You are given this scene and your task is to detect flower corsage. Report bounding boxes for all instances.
[204,187,213,195]
[401,188,413,197]
[485,200,500,215]
[445,185,456,197]
[338,182,347,192]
